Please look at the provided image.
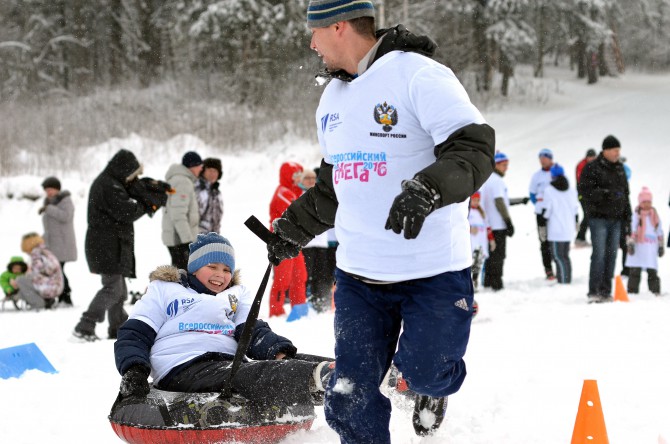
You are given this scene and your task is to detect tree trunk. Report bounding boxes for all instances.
[137,0,163,87]
[587,51,598,84]
[534,3,545,78]
[575,39,586,79]
[500,53,513,97]
[472,4,491,92]
[109,0,123,85]
[598,42,610,76]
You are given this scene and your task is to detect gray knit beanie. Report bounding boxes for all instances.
[307,0,376,29]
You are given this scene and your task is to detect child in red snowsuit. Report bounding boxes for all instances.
[268,162,307,316]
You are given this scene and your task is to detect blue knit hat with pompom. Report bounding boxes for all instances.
[187,233,235,274]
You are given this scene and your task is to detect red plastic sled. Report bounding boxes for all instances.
[109,388,315,444]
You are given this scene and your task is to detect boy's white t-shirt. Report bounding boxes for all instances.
[480,174,509,230]
[543,184,579,242]
[129,280,252,383]
[529,168,552,215]
[315,50,486,281]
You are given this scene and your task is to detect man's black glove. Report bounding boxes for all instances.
[267,216,314,266]
[267,232,301,266]
[119,365,150,398]
[385,178,437,240]
[504,219,515,237]
[659,246,665,258]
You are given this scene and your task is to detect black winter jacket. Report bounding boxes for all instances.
[85,149,146,277]
[278,26,495,244]
[578,153,631,222]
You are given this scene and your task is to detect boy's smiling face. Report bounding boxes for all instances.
[193,263,232,293]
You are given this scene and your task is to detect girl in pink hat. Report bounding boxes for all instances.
[625,187,664,295]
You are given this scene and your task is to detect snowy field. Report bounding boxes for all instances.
[1,67,670,443]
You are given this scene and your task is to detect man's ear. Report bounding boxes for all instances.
[333,21,346,34]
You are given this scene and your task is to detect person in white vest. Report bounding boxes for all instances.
[529,148,556,280]
[625,187,664,295]
[541,164,579,284]
[481,152,513,291]
[264,2,496,441]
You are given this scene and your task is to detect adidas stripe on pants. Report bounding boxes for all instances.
[324,268,473,444]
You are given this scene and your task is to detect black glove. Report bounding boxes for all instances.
[659,246,665,258]
[385,178,437,240]
[504,219,515,237]
[267,232,301,266]
[626,237,635,255]
[38,207,46,215]
[119,365,150,398]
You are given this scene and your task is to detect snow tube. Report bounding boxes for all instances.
[109,387,315,444]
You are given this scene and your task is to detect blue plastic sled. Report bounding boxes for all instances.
[0,342,57,379]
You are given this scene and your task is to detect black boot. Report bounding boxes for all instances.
[59,291,73,306]
[412,394,448,436]
[73,316,99,342]
[648,269,661,295]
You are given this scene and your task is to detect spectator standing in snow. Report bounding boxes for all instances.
[16,233,63,310]
[1,256,27,309]
[578,135,632,303]
[114,232,336,405]
[575,148,597,246]
[74,149,166,341]
[481,152,513,291]
[39,176,77,305]
[268,162,307,317]
[299,168,336,312]
[468,191,495,290]
[542,164,580,284]
[162,151,203,270]
[266,2,495,440]
[625,187,664,295]
[195,157,224,234]
[529,148,556,280]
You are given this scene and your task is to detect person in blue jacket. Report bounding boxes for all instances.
[114,232,334,406]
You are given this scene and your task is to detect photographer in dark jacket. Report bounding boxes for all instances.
[578,135,631,303]
[73,149,169,341]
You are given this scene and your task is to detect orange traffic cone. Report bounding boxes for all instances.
[614,275,629,302]
[571,380,609,444]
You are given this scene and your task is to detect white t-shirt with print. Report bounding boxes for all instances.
[480,174,509,231]
[315,50,486,281]
[129,280,252,383]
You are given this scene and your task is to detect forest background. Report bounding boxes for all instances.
[1,0,669,176]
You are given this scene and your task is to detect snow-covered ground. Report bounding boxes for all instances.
[1,68,669,443]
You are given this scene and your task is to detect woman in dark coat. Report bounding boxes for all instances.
[74,149,149,341]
